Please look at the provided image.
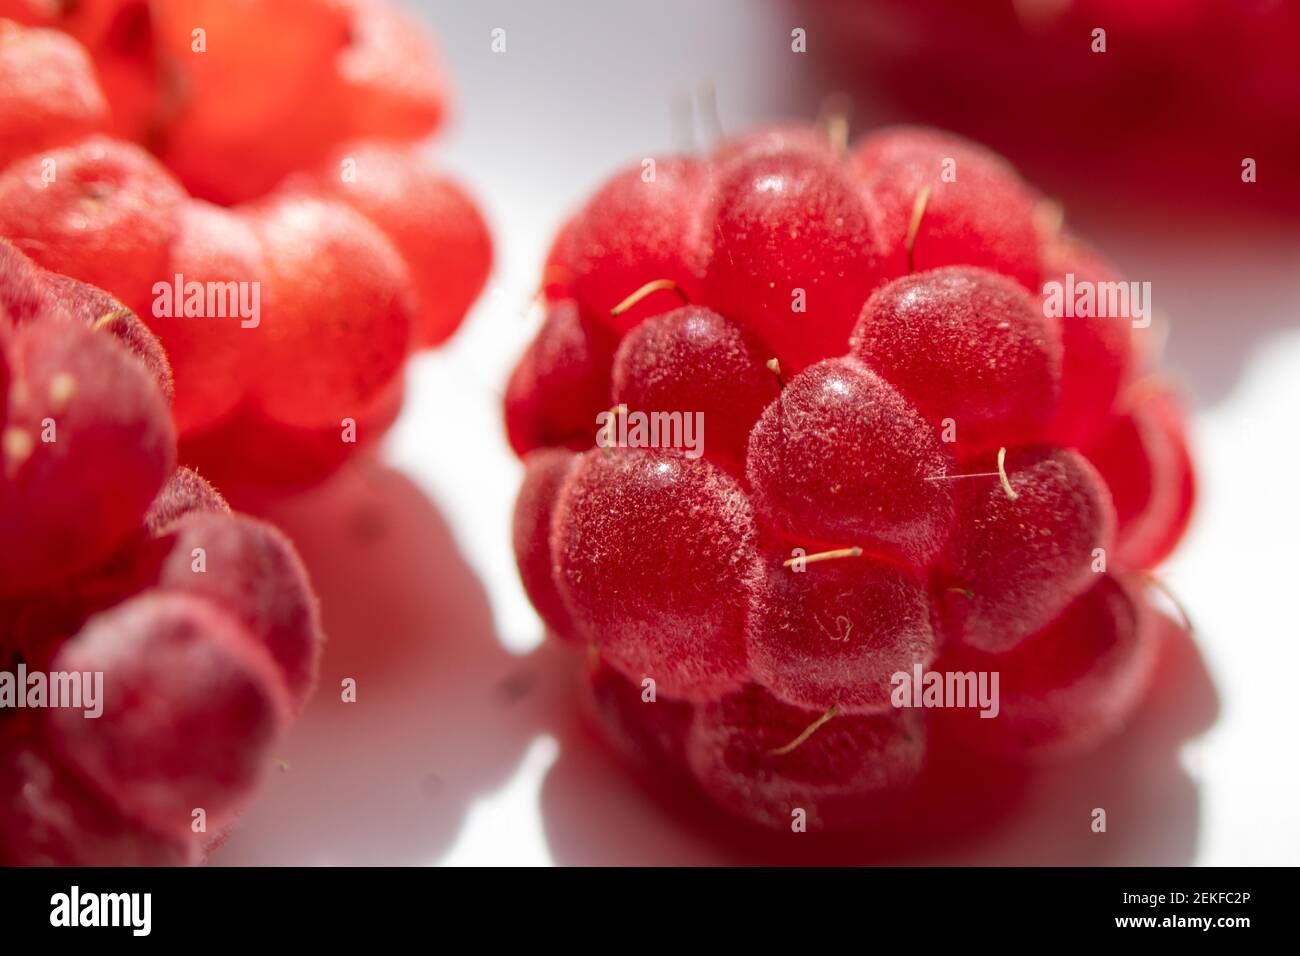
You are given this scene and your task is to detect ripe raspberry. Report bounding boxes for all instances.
[850,266,1061,455]
[505,301,617,457]
[937,575,1164,758]
[513,448,579,641]
[553,448,758,700]
[611,306,779,474]
[747,551,934,713]
[935,447,1116,652]
[0,314,174,595]
[0,20,108,168]
[1085,386,1195,570]
[687,685,925,833]
[294,141,492,347]
[0,12,488,486]
[746,357,954,565]
[508,120,1199,833]
[243,193,414,429]
[0,262,323,865]
[0,136,184,318]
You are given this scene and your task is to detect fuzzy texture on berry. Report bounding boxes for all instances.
[0,12,490,488]
[507,121,1199,832]
[0,263,323,865]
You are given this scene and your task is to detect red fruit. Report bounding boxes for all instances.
[746,357,954,565]
[545,156,711,333]
[152,199,263,435]
[0,238,172,397]
[747,552,934,713]
[711,123,837,169]
[552,449,759,699]
[300,141,492,346]
[504,300,617,456]
[335,0,447,141]
[0,20,108,168]
[852,126,1044,290]
[0,317,174,594]
[686,684,925,832]
[850,266,1061,453]
[144,465,230,535]
[935,447,1116,653]
[580,661,696,783]
[937,575,1162,759]
[1085,386,1195,569]
[245,194,413,429]
[513,448,579,641]
[152,0,348,143]
[180,370,406,491]
[508,120,1199,835]
[155,512,320,711]
[610,306,779,474]
[0,136,184,318]
[0,743,194,866]
[45,591,291,831]
[706,148,882,371]
[1041,235,1136,445]
[36,271,172,398]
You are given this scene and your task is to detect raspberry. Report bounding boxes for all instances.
[244,193,413,429]
[852,126,1044,290]
[153,199,263,434]
[746,551,934,713]
[810,1,1300,209]
[579,661,695,785]
[686,684,925,833]
[610,306,779,474]
[45,592,291,831]
[0,315,174,595]
[850,266,1061,455]
[333,0,447,141]
[1085,387,1195,570]
[0,136,184,318]
[544,156,711,333]
[552,449,758,700]
[507,119,1199,833]
[0,262,323,865]
[513,448,579,641]
[935,447,1116,652]
[937,575,1163,759]
[151,0,348,144]
[295,141,492,347]
[746,357,954,565]
[1041,235,1136,446]
[0,20,107,168]
[0,237,172,398]
[706,148,881,371]
[505,301,617,457]
[0,12,488,486]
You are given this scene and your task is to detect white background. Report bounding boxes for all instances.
[213,0,1300,865]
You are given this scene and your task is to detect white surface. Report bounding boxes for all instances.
[213,0,1300,866]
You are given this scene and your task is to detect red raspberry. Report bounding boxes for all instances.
[0,261,322,865]
[809,0,1300,209]
[0,12,489,487]
[936,575,1164,758]
[0,136,185,318]
[0,20,108,168]
[508,121,1199,832]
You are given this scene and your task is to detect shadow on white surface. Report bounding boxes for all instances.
[209,458,540,866]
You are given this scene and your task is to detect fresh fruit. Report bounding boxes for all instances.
[0,257,322,865]
[807,0,1300,209]
[0,12,490,488]
[508,121,1198,832]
